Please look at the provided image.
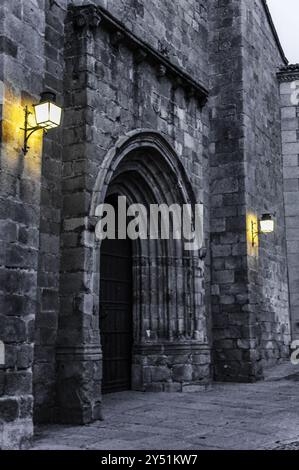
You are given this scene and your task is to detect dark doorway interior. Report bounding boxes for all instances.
[99,196,133,393]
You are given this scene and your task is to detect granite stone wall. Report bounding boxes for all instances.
[209,0,290,382]
[209,0,254,382]
[242,0,290,369]
[278,65,299,340]
[70,0,208,83]
[33,0,67,425]
[0,0,46,450]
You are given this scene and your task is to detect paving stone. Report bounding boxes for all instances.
[29,363,299,450]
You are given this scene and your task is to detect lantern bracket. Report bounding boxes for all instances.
[251,221,259,247]
[21,106,46,155]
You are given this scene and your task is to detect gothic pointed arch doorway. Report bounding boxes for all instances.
[92,131,211,393]
[55,131,211,423]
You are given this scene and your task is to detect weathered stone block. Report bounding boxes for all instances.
[5,372,32,396]
[0,316,27,343]
[151,366,171,383]
[0,398,19,423]
[163,382,182,392]
[172,364,193,382]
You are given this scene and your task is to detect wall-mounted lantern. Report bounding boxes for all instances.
[21,91,62,155]
[251,213,275,247]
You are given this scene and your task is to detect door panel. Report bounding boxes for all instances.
[100,237,133,393]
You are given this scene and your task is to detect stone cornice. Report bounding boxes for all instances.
[70,4,209,107]
[277,64,299,82]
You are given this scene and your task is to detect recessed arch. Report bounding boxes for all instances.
[90,129,199,217]
[88,129,210,393]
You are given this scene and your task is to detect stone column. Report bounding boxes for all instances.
[209,0,290,381]
[55,6,103,424]
[209,0,258,382]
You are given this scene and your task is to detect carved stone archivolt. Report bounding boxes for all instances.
[86,130,210,390]
[89,130,207,345]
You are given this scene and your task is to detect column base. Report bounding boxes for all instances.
[132,341,211,392]
[55,345,103,424]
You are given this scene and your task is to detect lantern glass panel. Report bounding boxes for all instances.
[34,101,62,129]
[260,218,274,234]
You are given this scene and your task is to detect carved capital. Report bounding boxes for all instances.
[73,6,102,31]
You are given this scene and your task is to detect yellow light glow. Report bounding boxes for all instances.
[34,101,62,129]
[247,212,259,256]
[1,83,42,174]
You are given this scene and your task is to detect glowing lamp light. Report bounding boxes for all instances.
[34,92,62,129]
[21,91,62,155]
[251,213,275,247]
[259,214,274,234]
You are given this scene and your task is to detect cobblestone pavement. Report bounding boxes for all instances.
[31,363,299,450]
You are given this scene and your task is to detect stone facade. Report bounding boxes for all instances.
[0,0,293,449]
[209,0,290,382]
[278,65,299,340]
